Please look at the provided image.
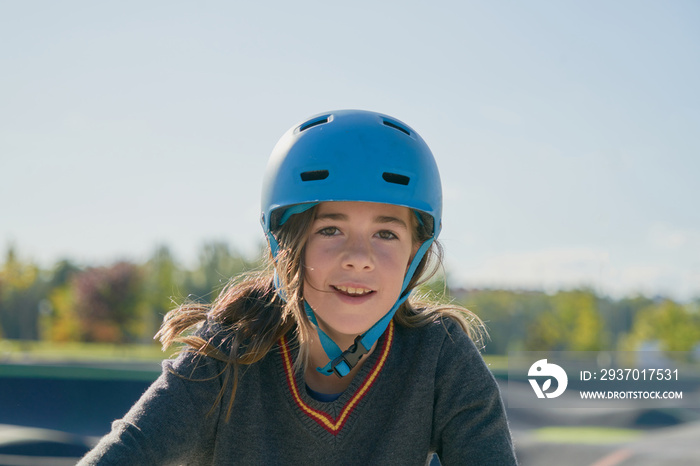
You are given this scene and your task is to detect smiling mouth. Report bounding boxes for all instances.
[332,285,374,297]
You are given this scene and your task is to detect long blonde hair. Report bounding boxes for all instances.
[156,205,485,419]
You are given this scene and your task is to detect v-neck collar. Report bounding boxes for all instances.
[277,321,395,438]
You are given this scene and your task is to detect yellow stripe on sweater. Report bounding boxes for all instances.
[280,321,394,434]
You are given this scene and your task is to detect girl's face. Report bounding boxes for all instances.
[303,201,416,341]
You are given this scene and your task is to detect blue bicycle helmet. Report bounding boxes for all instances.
[261,109,443,377]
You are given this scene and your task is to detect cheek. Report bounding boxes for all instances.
[303,246,326,286]
[385,243,415,266]
[304,245,320,269]
[377,250,414,284]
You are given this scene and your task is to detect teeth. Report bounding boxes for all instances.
[335,285,372,296]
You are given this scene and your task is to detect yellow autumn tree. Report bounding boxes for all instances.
[525,289,607,351]
[622,299,700,352]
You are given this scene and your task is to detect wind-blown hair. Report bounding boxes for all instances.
[156,205,485,419]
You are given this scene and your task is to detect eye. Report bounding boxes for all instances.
[317,226,340,237]
[376,230,398,240]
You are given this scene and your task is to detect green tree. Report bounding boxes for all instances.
[142,245,182,340]
[0,246,46,340]
[622,299,700,352]
[525,289,606,351]
[183,241,258,302]
[40,260,83,342]
[454,288,550,354]
[43,283,81,342]
[598,294,656,350]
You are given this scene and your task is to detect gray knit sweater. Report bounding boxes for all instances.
[79,319,517,465]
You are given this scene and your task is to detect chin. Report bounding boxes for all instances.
[327,321,372,338]
[316,314,377,339]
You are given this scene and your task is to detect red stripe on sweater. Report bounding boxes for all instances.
[279,321,394,435]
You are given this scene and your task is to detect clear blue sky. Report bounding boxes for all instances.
[2,1,698,301]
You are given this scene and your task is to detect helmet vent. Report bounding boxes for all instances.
[382,172,410,186]
[300,170,329,181]
[382,119,411,136]
[299,115,330,132]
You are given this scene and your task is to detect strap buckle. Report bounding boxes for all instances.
[330,335,370,377]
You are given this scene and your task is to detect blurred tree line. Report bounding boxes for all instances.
[1,243,699,353]
[0,243,259,345]
[454,288,700,354]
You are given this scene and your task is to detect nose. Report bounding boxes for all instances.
[341,236,375,271]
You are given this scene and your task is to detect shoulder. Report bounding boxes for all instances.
[396,315,479,354]
[408,316,494,377]
[197,318,233,345]
[161,318,234,376]
[390,316,488,384]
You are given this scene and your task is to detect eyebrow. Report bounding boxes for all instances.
[314,212,409,229]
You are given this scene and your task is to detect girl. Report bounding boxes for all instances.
[80,110,517,465]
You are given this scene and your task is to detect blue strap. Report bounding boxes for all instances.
[279,203,317,225]
[267,231,280,259]
[304,302,352,376]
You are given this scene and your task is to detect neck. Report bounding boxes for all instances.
[304,327,376,395]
